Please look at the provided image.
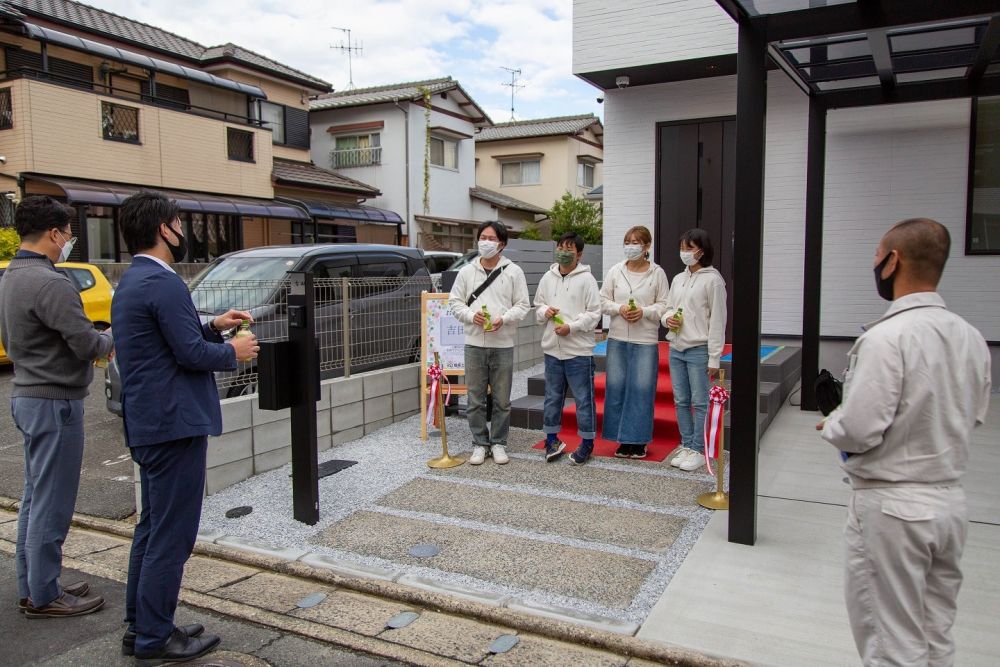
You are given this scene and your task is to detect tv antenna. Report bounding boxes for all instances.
[500,66,524,121]
[331,26,363,90]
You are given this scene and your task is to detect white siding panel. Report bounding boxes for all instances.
[573,0,736,75]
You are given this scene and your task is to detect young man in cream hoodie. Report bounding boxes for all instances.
[533,233,602,464]
[449,221,530,465]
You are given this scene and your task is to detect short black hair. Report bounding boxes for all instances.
[680,228,714,267]
[557,232,584,252]
[885,218,951,285]
[476,220,508,245]
[14,196,74,240]
[119,191,180,255]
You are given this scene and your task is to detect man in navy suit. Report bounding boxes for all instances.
[112,191,258,663]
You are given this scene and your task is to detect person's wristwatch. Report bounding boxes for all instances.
[208,318,222,334]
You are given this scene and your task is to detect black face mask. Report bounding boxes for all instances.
[162,225,187,263]
[873,251,896,301]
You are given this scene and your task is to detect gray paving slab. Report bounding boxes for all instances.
[315,511,656,608]
[481,634,628,667]
[61,529,129,558]
[181,555,260,593]
[377,477,687,552]
[290,589,416,637]
[378,610,512,664]
[213,572,336,614]
[255,634,407,667]
[77,544,130,572]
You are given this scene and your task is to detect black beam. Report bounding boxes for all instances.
[823,74,1000,108]
[968,16,1000,83]
[287,271,320,525]
[765,2,1000,42]
[801,97,827,413]
[729,17,767,547]
[868,29,896,90]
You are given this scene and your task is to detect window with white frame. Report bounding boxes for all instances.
[501,160,540,186]
[577,162,595,188]
[430,136,459,169]
[332,133,381,168]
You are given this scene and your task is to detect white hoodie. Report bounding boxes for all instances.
[600,261,670,344]
[660,266,727,367]
[448,255,530,349]
[534,262,601,360]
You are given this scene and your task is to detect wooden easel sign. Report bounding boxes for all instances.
[420,292,467,440]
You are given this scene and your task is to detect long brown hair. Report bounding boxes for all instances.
[624,225,652,260]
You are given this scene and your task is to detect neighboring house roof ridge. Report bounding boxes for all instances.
[470,186,548,215]
[476,113,604,143]
[316,76,454,100]
[272,158,380,196]
[492,113,598,127]
[309,76,491,126]
[201,42,329,89]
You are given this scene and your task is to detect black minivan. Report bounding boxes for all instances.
[105,244,431,415]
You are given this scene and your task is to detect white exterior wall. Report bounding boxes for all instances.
[602,75,1000,341]
[573,0,734,74]
[411,93,477,230]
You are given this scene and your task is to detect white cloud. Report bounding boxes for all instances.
[86,0,602,121]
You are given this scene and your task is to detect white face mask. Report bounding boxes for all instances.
[478,240,500,259]
[680,250,699,266]
[57,234,75,263]
[623,244,644,261]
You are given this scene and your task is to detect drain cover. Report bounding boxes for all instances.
[386,611,420,629]
[408,543,440,558]
[489,635,519,654]
[224,506,252,519]
[296,592,327,609]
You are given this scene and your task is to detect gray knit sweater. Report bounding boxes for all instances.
[0,255,114,399]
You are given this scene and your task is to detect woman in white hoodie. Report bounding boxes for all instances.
[599,225,670,459]
[661,228,727,472]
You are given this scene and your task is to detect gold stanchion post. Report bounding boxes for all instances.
[698,369,729,510]
[427,352,465,469]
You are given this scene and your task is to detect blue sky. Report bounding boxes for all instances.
[90,0,604,124]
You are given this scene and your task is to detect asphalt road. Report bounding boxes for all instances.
[0,365,136,519]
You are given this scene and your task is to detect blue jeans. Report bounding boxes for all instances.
[670,345,709,453]
[465,345,514,447]
[543,354,596,455]
[12,397,85,607]
[601,339,658,444]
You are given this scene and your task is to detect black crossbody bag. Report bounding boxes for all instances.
[466,265,507,306]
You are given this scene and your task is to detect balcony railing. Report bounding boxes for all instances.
[331,146,382,169]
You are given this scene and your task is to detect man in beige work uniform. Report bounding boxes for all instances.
[820,218,991,666]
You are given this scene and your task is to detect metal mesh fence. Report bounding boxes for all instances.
[101,101,139,143]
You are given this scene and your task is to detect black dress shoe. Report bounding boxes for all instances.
[122,624,206,656]
[134,628,220,665]
[18,581,91,613]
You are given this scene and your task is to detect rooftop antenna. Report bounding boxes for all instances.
[500,66,524,121]
[331,26,363,90]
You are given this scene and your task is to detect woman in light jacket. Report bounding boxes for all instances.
[599,225,669,459]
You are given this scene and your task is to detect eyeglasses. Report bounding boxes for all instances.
[56,229,77,245]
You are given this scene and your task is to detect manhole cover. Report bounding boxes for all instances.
[296,592,327,609]
[489,635,519,654]
[408,543,439,558]
[386,611,420,629]
[225,506,253,519]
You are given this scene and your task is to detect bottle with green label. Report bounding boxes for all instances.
[234,319,253,338]
[669,307,684,334]
[628,298,637,311]
[481,305,492,331]
[551,313,565,325]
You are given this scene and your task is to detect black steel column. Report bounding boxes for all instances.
[287,271,320,524]
[800,97,827,411]
[729,17,767,546]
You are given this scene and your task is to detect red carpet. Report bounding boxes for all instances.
[532,342,731,462]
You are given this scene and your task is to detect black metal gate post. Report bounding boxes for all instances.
[286,271,320,525]
[729,17,768,546]
[801,96,827,412]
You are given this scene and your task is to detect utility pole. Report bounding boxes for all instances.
[500,66,524,121]
[331,27,363,90]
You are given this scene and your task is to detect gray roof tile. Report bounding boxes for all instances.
[476,114,603,142]
[310,77,456,110]
[469,187,547,214]
[272,159,379,196]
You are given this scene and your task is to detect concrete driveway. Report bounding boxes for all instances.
[0,365,135,519]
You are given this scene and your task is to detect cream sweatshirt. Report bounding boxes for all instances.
[660,266,727,367]
[534,263,601,360]
[600,261,670,345]
[448,255,530,349]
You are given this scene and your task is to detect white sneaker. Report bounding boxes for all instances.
[669,447,691,467]
[491,445,509,465]
[470,446,488,465]
[679,449,706,472]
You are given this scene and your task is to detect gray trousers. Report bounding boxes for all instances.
[465,345,513,448]
[12,397,85,607]
[845,485,967,667]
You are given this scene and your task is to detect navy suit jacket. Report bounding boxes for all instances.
[111,257,236,447]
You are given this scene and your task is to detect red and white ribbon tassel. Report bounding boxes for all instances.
[703,383,731,475]
[426,363,451,427]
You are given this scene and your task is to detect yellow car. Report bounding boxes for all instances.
[0,260,113,364]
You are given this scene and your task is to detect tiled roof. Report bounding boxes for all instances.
[585,184,603,199]
[469,187,547,214]
[272,159,380,197]
[310,77,457,111]
[8,0,330,90]
[475,114,603,142]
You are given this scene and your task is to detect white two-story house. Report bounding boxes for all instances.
[310,77,491,251]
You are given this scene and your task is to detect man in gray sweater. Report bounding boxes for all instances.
[0,196,113,618]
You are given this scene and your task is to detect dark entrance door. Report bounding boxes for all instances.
[655,118,736,341]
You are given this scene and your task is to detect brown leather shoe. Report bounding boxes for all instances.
[18,581,91,613]
[24,592,104,618]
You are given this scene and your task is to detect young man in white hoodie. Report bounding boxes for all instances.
[661,228,727,472]
[533,233,602,464]
[449,221,530,465]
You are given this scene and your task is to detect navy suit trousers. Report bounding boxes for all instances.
[125,436,206,654]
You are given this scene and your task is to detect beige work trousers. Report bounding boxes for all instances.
[845,485,967,667]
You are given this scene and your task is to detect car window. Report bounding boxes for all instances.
[189,256,298,286]
[313,258,355,280]
[189,256,298,314]
[357,261,406,278]
[69,268,97,291]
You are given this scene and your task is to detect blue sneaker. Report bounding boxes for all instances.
[568,450,589,465]
[545,439,566,462]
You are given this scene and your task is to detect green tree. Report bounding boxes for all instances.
[0,227,19,261]
[548,192,602,245]
[517,222,544,241]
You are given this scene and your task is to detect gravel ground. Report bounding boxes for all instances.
[199,361,723,625]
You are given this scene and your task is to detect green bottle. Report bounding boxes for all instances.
[670,307,684,334]
[628,298,637,311]
[481,305,492,331]
[552,313,565,325]
[234,319,253,338]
